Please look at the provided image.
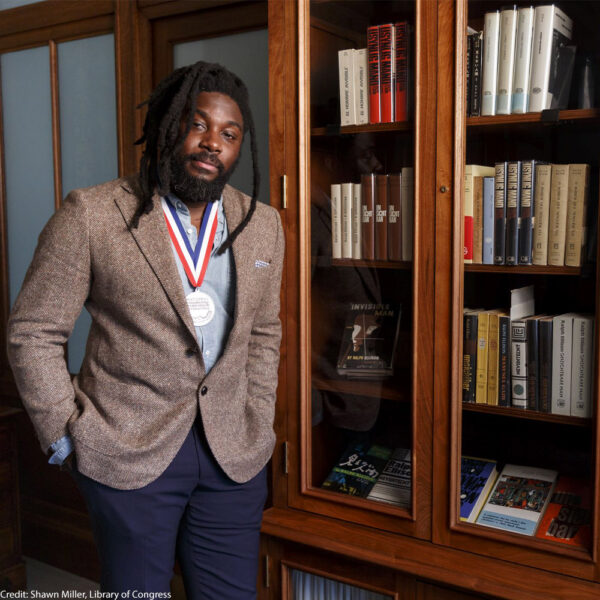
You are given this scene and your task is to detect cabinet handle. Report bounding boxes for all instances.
[282,174,288,209]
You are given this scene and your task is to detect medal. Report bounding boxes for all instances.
[186,290,216,326]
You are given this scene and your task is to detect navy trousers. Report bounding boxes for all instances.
[72,419,267,599]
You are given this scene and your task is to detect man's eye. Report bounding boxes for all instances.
[193,121,206,130]
[223,132,237,141]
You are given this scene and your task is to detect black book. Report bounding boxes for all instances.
[494,162,508,265]
[470,31,483,117]
[498,313,511,407]
[526,315,545,411]
[466,33,473,116]
[463,310,479,404]
[505,161,522,265]
[518,160,539,265]
[539,316,554,413]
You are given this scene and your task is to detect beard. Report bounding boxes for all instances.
[169,150,239,204]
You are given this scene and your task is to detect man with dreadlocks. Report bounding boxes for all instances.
[7,61,284,598]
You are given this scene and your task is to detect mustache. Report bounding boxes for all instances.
[184,152,225,174]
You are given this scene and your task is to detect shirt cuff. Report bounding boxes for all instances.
[48,435,74,466]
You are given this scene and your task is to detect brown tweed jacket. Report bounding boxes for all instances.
[7,176,284,489]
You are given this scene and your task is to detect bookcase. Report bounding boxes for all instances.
[261,0,600,598]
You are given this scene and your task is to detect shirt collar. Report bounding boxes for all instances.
[164,193,228,244]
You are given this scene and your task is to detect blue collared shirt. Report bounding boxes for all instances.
[49,193,235,465]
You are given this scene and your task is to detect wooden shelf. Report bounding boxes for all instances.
[462,402,593,427]
[466,108,600,128]
[313,256,412,270]
[311,121,413,136]
[465,264,583,275]
[312,374,408,402]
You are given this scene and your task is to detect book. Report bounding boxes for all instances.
[367,25,381,123]
[466,32,473,116]
[570,315,594,418]
[379,23,395,123]
[505,160,522,265]
[375,174,389,260]
[551,313,574,415]
[322,441,392,497]
[511,6,535,114]
[464,165,495,263]
[526,315,545,411]
[336,302,402,378]
[367,447,411,507]
[361,174,376,260]
[511,319,528,408]
[463,309,480,404]
[475,310,491,404]
[486,310,506,406]
[388,174,402,261]
[394,22,409,122]
[470,30,483,116]
[460,456,499,522]
[481,10,500,116]
[472,176,484,264]
[565,164,591,267]
[494,161,508,265]
[341,182,353,259]
[476,464,558,536]
[535,476,592,548]
[532,163,553,265]
[498,313,512,407]
[528,5,573,112]
[539,316,554,413]
[338,49,355,126]
[518,160,536,265]
[352,182,362,259]
[353,48,369,125]
[331,183,342,259]
[547,164,569,266]
[482,176,495,264]
[496,5,518,115]
[401,167,414,261]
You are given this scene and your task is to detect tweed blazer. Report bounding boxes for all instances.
[7,176,284,489]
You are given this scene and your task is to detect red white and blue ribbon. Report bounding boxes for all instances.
[162,197,219,288]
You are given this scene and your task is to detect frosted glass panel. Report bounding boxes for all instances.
[58,34,118,373]
[0,0,40,9]
[291,570,392,600]
[173,29,269,205]
[1,46,54,307]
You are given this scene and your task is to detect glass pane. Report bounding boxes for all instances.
[290,569,392,600]
[308,2,414,509]
[173,29,269,205]
[1,45,54,307]
[0,0,40,9]
[58,33,118,373]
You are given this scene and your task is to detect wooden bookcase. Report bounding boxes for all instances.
[261,0,600,598]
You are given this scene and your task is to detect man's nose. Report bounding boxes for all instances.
[200,129,221,153]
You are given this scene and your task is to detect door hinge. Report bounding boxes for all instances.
[283,441,289,474]
[264,554,270,588]
[281,174,288,209]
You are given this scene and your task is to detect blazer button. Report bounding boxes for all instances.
[200,386,208,396]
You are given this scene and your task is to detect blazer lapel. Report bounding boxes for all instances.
[114,180,197,342]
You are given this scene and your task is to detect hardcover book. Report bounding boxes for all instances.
[394,21,409,122]
[367,447,411,508]
[498,313,512,407]
[361,174,376,260]
[378,23,395,123]
[367,26,381,123]
[551,313,575,415]
[388,174,402,261]
[518,160,537,264]
[401,167,414,261]
[353,48,369,125]
[470,30,483,116]
[460,456,499,522]
[482,176,495,264]
[341,182,353,259]
[331,183,342,259]
[532,163,553,265]
[512,6,535,113]
[571,314,594,418]
[548,164,569,266]
[463,309,480,404]
[352,183,362,259]
[539,315,554,413]
[496,5,518,115]
[511,319,528,408]
[375,174,389,260]
[481,10,500,116]
[494,161,508,265]
[464,165,495,263]
[505,160,522,265]
[565,164,591,267]
[338,49,355,126]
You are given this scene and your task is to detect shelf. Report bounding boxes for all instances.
[311,121,413,136]
[464,264,583,275]
[466,108,600,129]
[312,374,408,402]
[313,256,412,270]
[462,403,593,427]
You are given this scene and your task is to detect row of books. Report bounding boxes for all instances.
[331,169,414,262]
[463,309,593,418]
[460,457,591,547]
[338,21,412,126]
[466,4,574,117]
[464,162,590,267]
[322,440,411,508]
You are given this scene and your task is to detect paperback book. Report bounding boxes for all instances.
[367,447,411,508]
[460,456,499,522]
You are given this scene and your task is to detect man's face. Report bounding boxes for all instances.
[170,91,244,203]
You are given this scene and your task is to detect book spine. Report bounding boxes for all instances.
[518,160,536,264]
[375,174,389,260]
[379,24,394,123]
[395,22,408,122]
[341,183,354,258]
[464,166,475,263]
[361,174,376,260]
[338,49,355,126]
[405,25,414,120]
[331,183,342,259]
[482,11,500,116]
[565,164,591,267]
[539,319,553,413]
[352,183,362,259]
[548,164,569,266]
[532,163,552,265]
[498,314,512,407]
[505,160,522,265]
[354,49,369,125]
[473,176,484,264]
[487,313,500,406]
[526,317,540,411]
[367,26,381,124]
[494,162,507,264]
[471,31,483,116]
[388,174,402,261]
[463,312,478,403]
[511,6,535,114]
[401,167,414,261]
[571,316,594,418]
[482,177,495,264]
[476,312,490,404]
[552,314,573,415]
[496,5,518,115]
[466,33,473,117]
[511,319,528,408]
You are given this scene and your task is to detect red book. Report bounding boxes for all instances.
[394,22,409,122]
[367,26,381,123]
[378,23,394,123]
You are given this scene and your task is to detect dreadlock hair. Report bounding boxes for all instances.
[132,61,260,254]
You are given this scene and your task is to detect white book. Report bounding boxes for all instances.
[341,182,353,258]
[528,5,573,112]
[511,6,535,113]
[331,184,342,259]
[496,5,518,115]
[551,313,575,415]
[401,167,414,261]
[338,49,356,125]
[351,183,362,258]
[570,315,594,418]
[532,163,552,265]
[481,10,501,116]
[565,164,591,267]
[353,49,369,125]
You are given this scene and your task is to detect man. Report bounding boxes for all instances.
[7,61,284,598]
